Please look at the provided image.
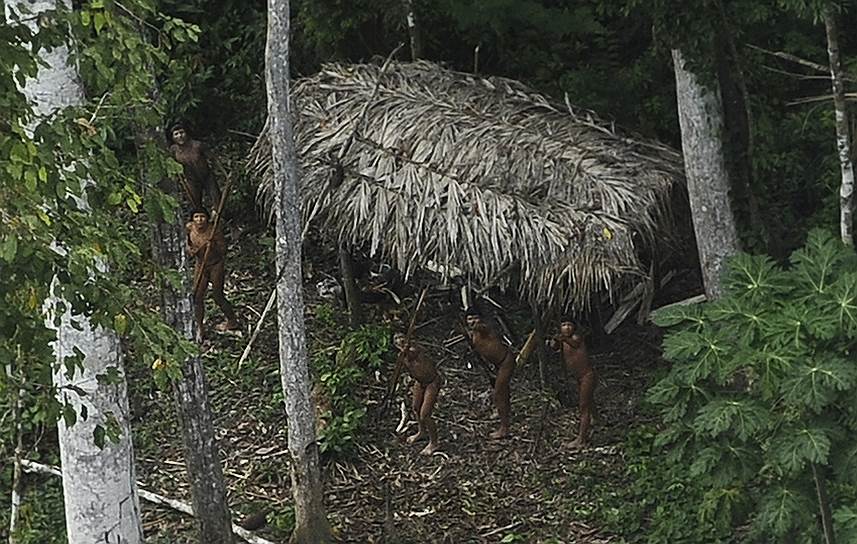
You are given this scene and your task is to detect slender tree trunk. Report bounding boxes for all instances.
[150,182,234,544]
[403,0,423,60]
[339,243,362,327]
[7,1,144,541]
[6,361,23,544]
[672,48,741,299]
[266,1,333,542]
[823,5,854,246]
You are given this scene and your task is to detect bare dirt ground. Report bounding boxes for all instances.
[129,216,673,544]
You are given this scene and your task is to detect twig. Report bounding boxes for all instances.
[747,43,857,81]
[379,287,428,418]
[88,92,110,124]
[480,521,522,538]
[20,460,277,544]
[227,129,260,140]
[237,286,277,370]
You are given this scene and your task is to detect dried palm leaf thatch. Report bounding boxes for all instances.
[248,60,685,314]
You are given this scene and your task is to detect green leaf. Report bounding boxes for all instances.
[114,313,128,335]
[689,446,721,477]
[81,10,91,26]
[24,169,37,191]
[722,253,787,301]
[93,425,106,449]
[0,236,18,262]
[790,229,847,296]
[94,12,106,33]
[754,486,812,537]
[770,427,831,475]
[693,399,770,441]
[62,403,77,428]
[823,272,857,338]
[781,357,857,412]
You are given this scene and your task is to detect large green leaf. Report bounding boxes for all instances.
[693,398,771,441]
[781,357,857,412]
[753,485,814,537]
[769,427,831,475]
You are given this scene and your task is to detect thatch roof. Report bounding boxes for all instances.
[249,60,686,315]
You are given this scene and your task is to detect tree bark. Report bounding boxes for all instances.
[714,2,768,252]
[823,5,854,246]
[672,48,741,299]
[151,185,234,544]
[7,1,145,542]
[6,362,24,544]
[403,0,423,60]
[265,0,334,542]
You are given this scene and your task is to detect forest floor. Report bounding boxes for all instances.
[126,207,680,544]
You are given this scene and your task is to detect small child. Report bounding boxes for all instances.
[394,333,442,455]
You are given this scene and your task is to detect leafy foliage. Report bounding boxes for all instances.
[314,324,391,455]
[1,0,204,520]
[634,230,857,540]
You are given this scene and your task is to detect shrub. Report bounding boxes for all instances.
[638,229,857,541]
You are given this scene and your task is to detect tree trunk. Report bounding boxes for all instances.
[714,2,768,252]
[672,48,741,299]
[7,1,145,542]
[150,184,234,544]
[265,1,334,543]
[403,0,423,60]
[823,5,854,246]
[6,363,24,544]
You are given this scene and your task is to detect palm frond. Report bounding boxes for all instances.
[248,61,686,315]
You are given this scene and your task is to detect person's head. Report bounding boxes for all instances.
[169,122,188,145]
[191,208,209,226]
[464,306,483,328]
[560,319,576,336]
[393,332,407,350]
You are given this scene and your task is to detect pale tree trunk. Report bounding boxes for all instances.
[150,182,234,543]
[7,0,144,542]
[6,362,24,544]
[265,1,334,542]
[823,5,854,246]
[672,48,741,299]
[403,0,423,60]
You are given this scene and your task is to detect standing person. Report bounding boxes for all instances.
[186,208,240,342]
[169,122,223,211]
[465,307,515,439]
[547,319,596,449]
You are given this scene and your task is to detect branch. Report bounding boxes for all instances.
[20,460,277,544]
[747,44,857,82]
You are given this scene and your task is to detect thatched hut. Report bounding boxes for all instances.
[249,60,687,321]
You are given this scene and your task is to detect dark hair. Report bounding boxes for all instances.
[560,316,575,325]
[165,121,188,145]
[464,306,482,318]
[191,208,209,218]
